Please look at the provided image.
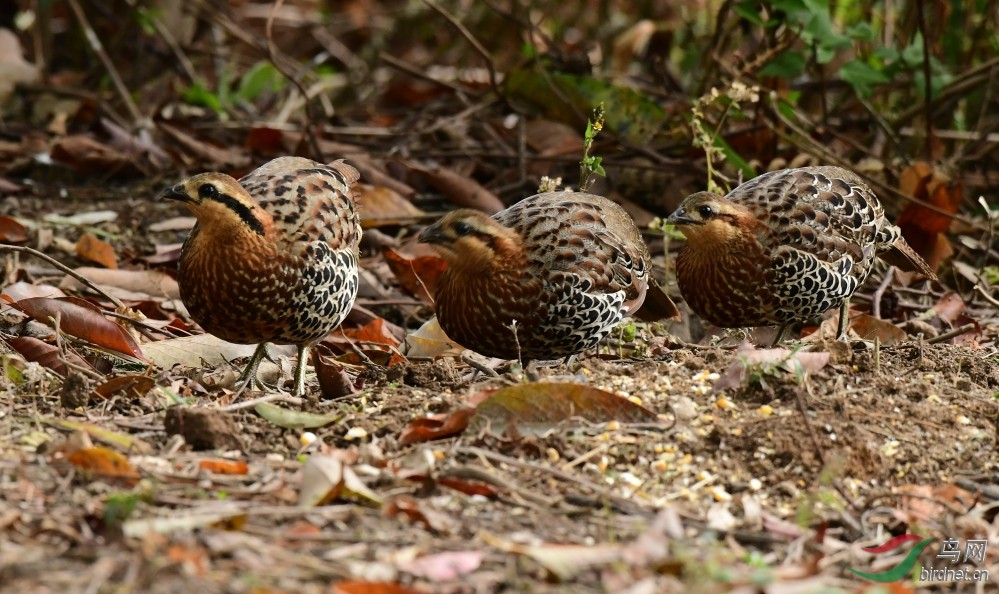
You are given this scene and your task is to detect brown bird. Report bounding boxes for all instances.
[418,191,680,361]
[666,166,936,343]
[162,156,361,396]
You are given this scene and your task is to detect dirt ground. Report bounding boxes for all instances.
[2,186,998,594]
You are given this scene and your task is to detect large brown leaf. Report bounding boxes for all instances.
[11,296,145,361]
[3,336,95,376]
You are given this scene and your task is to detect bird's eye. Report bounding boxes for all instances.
[198,184,220,200]
[697,204,714,218]
[453,221,473,236]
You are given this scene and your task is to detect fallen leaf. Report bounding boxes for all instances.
[341,317,402,347]
[11,296,145,361]
[849,315,909,345]
[198,459,250,475]
[43,418,153,453]
[932,291,965,323]
[331,582,424,594]
[1,281,66,301]
[897,162,962,270]
[66,446,140,485]
[299,453,382,507]
[0,215,28,243]
[78,253,126,292]
[122,509,246,538]
[713,343,831,393]
[143,335,293,369]
[481,531,621,581]
[50,135,140,176]
[93,375,156,400]
[60,267,180,300]
[399,407,475,445]
[44,210,119,226]
[3,335,96,377]
[383,246,446,304]
[397,550,484,580]
[402,316,465,358]
[254,401,342,429]
[356,184,424,226]
[315,351,358,399]
[404,161,505,213]
[470,382,660,436]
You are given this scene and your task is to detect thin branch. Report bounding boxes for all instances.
[422,0,502,98]
[0,244,125,310]
[65,0,144,125]
[266,0,323,161]
[914,0,934,161]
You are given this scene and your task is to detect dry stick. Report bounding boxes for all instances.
[870,267,896,320]
[422,0,502,98]
[65,0,143,125]
[914,0,934,162]
[892,56,999,130]
[926,323,977,345]
[0,244,125,310]
[455,446,650,515]
[266,0,323,161]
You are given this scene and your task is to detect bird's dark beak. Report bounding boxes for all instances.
[666,207,699,226]
[160,184,192,203]
[418,221,448,245]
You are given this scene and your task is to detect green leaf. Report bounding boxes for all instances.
[236,61,286,102]
[712,135,756,178]
[846,22,875,41]
[901,34,925,67]
[839,59,890,97]
[181,83,223,113]
[760,51,807,78]
[734,1,765,26]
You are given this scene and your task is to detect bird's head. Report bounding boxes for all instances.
[161,173,272,237]
[418,209,522,274]
[666,191,755,246]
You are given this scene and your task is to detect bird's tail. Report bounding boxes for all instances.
[634,281,681,322]
[881,239,938,281]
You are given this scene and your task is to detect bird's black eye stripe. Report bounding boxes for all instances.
[199,183,220,200]
[199,183,265,236]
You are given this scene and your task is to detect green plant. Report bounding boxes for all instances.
[579,103,606,192]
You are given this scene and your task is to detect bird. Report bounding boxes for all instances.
[162,156,362,397]
[418,191,680,362]
[666,165,937,343]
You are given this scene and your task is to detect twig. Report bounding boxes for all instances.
[65,0,143,125]
[914,0,934,161]
[266,0,322,160]
[460,352,500,377]
[422,0,501,98]
[0,244,125,310]
[871,267,895,320]
[926,323,977,345]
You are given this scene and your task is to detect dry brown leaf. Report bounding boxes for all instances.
[382,246,446,304]
[51,135,141,176]
[897,162,962,270]
[405,161,505,213]
[76,232,118,269]
[356,184,423,226]
[849,314,909,345]
[0,215,28,243]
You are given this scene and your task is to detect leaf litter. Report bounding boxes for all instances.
[1,2,998,593]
